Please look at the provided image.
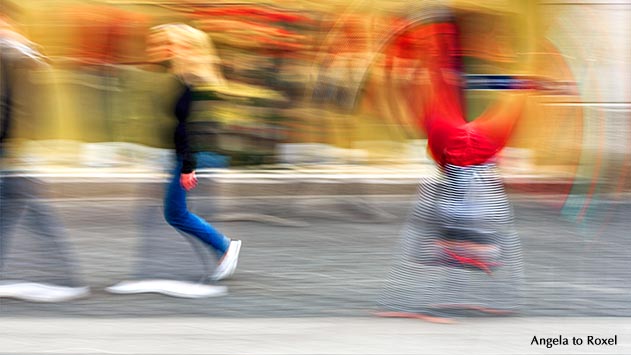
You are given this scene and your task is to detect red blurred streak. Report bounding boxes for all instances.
[65,5,148,64]
[192,6,314,24]
[444,250,499,275]
[197,19,303,39]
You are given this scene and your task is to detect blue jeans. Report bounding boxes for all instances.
[163,160,230,258]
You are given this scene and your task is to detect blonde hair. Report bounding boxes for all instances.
[150,23,225,86]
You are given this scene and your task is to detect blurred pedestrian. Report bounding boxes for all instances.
[147,24,241,281]
[0,2,89,302]
[378,20,527,322]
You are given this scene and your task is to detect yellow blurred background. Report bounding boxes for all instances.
[4,0,629,185]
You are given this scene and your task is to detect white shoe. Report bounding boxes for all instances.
[105,280,227,298]
[0,282,90,302]
[211,240,242,281]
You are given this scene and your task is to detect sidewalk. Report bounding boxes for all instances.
[1,317,630,355]
[2,162,628,355]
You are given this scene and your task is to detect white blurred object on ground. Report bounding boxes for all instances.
[105,279,227,298]
[0,282,89,302]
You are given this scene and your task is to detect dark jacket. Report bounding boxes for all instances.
[1,39,46,153]
[173,83,197,174]
[0,44,17,149]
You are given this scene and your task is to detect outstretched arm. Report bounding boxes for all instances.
[469,91,530,150]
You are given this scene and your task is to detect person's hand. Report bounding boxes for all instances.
[180,171,198,191]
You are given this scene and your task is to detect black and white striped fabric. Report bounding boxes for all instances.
[380,163,524,316]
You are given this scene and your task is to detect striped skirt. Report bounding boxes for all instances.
[379,163,524,316]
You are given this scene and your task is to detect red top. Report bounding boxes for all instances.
[408,22,525,167]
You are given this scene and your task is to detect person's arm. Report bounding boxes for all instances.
[1,46,19,147]
[469,91,529,150]
[180,171,198,191]
[0,56,12,145]
[174,84,198,191]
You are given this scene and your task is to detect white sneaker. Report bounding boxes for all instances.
[105,280,227,298]
[211,240,242,281]
[0,282,90,302]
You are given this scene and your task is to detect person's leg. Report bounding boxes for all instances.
[163,162,230,259]
[23,201,83,287]
[4,176,84,287]
[378,170,455,323]
[0,175,28,271]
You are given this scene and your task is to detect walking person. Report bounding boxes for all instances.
[107,24,241,297]
[149,23,241,282]
[1,3,89,302]
[378,20,529,323]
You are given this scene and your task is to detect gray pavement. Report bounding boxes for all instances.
[1,173,630,355]
[1,195,630,318]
